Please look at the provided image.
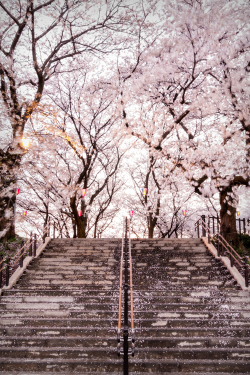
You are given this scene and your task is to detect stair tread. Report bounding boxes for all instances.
[1,237,249,373]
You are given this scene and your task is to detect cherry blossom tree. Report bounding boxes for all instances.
[119,0,250,243]
[0,0,152,240]
[126,147,205,238]
[17,70,125,238]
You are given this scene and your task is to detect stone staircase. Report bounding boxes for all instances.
[0,237,250,374]
[130,238,250,373]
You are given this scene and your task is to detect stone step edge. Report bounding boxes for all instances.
[0,358,248,364]
[0,326,248,332]
[202,237,250,292]
[1,317,249,323]
[1,335,250,341]
[0,237,52,297]
[0,373,122,375]
[1,346,250,352]
[2,374,248,375]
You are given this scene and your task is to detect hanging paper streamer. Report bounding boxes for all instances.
[16,188,20,195]
[237,211,240,216]
[141,188,147,196]
[129,210,134,217]
[82,189,87,197]
[23,210,27,217]
[182,210,187,216]
[78,210,82,217]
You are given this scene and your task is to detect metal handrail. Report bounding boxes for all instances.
[0,221,50,288]
[195,217,249,287]
[128,218,135,355]
[196,219,242,263]
[117,219,125,350]
[117,217,135,373]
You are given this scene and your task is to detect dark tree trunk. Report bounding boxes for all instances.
[94,224,97,239]
[70,196,87,238]
[0,148,22,242]
[148,224,154,238]
[219,187,239,246]
[148,212,157,239]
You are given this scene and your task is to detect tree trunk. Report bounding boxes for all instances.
[219,187,239,246]
[94,223,97,239]
[0,148,22,242]
[148,213,156,238]
[70,196,88,238]
[148,225,154,238]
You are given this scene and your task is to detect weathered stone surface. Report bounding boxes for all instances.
[0,237,249,373]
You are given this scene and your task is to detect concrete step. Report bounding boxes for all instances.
[1,326,250,339]
[0,327,116,337]
[128,360,250,373]
[0,358,122,373]
[0,337,117,348]
[0,296,119,305]
[1,346,248,361]
[0,310,117,319]
[1,336,250,349]
[2,289,119,297]
[0,317,117,328]
[0,236,249,373]
[137,318,250,328]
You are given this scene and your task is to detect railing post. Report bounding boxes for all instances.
[6,256,9,286]
[20,240,24,268]
[245,257,249,288]
[53,221,56,238]
[217,235,221,257]
[34,233,37,257]
[229,241,234,267]
[29,232,32,256]
[48,216,50,237]
[43,224,45,243]
[123,217,129,375]
[220,231,224,256]
[201,215,206,237]
[0,255,2,287]
[197,221,200,238]
[243,218,246,234]
[217,213,219,234]
[212,216,215,235]
[208,217,210,243]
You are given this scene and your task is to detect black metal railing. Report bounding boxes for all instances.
[199,214,249,236]
[117,217,135,374]
[195,217,250,288]
[0,222,50,289]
